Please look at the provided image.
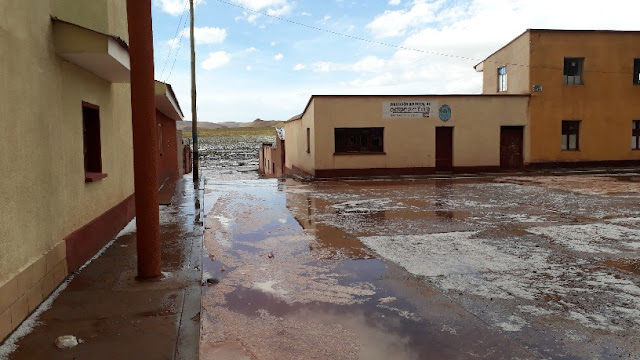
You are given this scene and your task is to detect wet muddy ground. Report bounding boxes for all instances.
[199,168,640,359]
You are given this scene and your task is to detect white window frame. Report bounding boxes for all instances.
[497,65,507,92]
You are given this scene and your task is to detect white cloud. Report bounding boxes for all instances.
[310,56,386,74]
[232,0,293,22]
[185,26,227,44]
[244,47,259,53]
[246,65,253,71]
[167,38,181,49]
[270,41,277,46]
[153,0,203,16]
[268,4,292,16]
[274,53,284,61]
[293,64,306,71]
[389,0,401,5]
[201,51,232,70]
[300,12,312,16]
[366,0,443,38]
[168,27,227,48]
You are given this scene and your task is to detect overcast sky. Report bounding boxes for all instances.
[151,0,640,123]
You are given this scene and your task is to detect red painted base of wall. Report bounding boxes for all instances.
[526,160,640,168]
[286,165,314,178]
[315,167,437,178]
[65,194,136,272]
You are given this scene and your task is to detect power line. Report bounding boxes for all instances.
[159,0,190,80]
[164,12,191,81]
[212,0,637,76]
[212,0,479,63]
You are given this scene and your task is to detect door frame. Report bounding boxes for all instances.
[435,126,454,171]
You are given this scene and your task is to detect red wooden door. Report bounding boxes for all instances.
[500,126,524,168]
[435,127,453,170]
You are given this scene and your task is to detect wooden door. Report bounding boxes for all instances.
[500,126,524,168]
[435,127,453,171]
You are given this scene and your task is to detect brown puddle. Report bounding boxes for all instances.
[602,259,640,275]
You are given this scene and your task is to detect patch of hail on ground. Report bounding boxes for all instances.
[472,213,548,224]
[116,218,137,237]
[359,232,548,278]
[606,217,640,223]
[359,230,640,333]
[526,223,640,254]
[517,305,558,316]
[330,198,407,214]
[375,304,418,321]
[495,315,528,332]
[438,198,501,209]
[440,324,458,335]
[568,312,625,332]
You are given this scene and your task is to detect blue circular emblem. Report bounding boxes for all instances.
[439,104,451,122]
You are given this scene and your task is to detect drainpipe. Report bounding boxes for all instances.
[127,0,162,279]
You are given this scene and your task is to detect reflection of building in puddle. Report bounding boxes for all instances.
[286,192,372,259]
[435,210,454,220]
[311,224,373,260]
[434,179,453,208]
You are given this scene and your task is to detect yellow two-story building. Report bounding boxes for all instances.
[476,29,640,166]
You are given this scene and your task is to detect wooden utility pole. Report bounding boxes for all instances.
[190,0,199,186]
[126,0,162,279]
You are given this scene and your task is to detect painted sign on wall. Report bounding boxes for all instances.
[382,101,437,119]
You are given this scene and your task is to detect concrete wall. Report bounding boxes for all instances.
[481,31,531,95]
[303,95,528,175]
[52,0,129,42]
[284,100,316,176]
[156,110,179,185]
[259,139,285,178]
[527,31,640,163]
[0,0,134,340]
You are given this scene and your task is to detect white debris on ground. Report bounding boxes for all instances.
[527,223,640,254]
[54,335,79,349]
[331,198,407,214]
[502,175,640,196]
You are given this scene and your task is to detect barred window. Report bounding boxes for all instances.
[561,121,580,151]
[563,58,584,85]
[335,128,384,153]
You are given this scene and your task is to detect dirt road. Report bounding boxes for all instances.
[200,173,640,359]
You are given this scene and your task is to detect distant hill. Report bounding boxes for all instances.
[177,118,284,131]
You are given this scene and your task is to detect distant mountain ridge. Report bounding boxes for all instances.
[177,118,283,131]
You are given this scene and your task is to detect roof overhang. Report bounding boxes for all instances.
[52,19,130,83]
[155,81,184,121]
[474,62,484,72]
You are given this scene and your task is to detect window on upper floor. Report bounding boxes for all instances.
[561,120,580,151]
[335,128,384,154]
[634,59,640,85]
[633,120,640,150]
[563,58,584,85]
[82,102,107,182]
[497,66,507,92]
